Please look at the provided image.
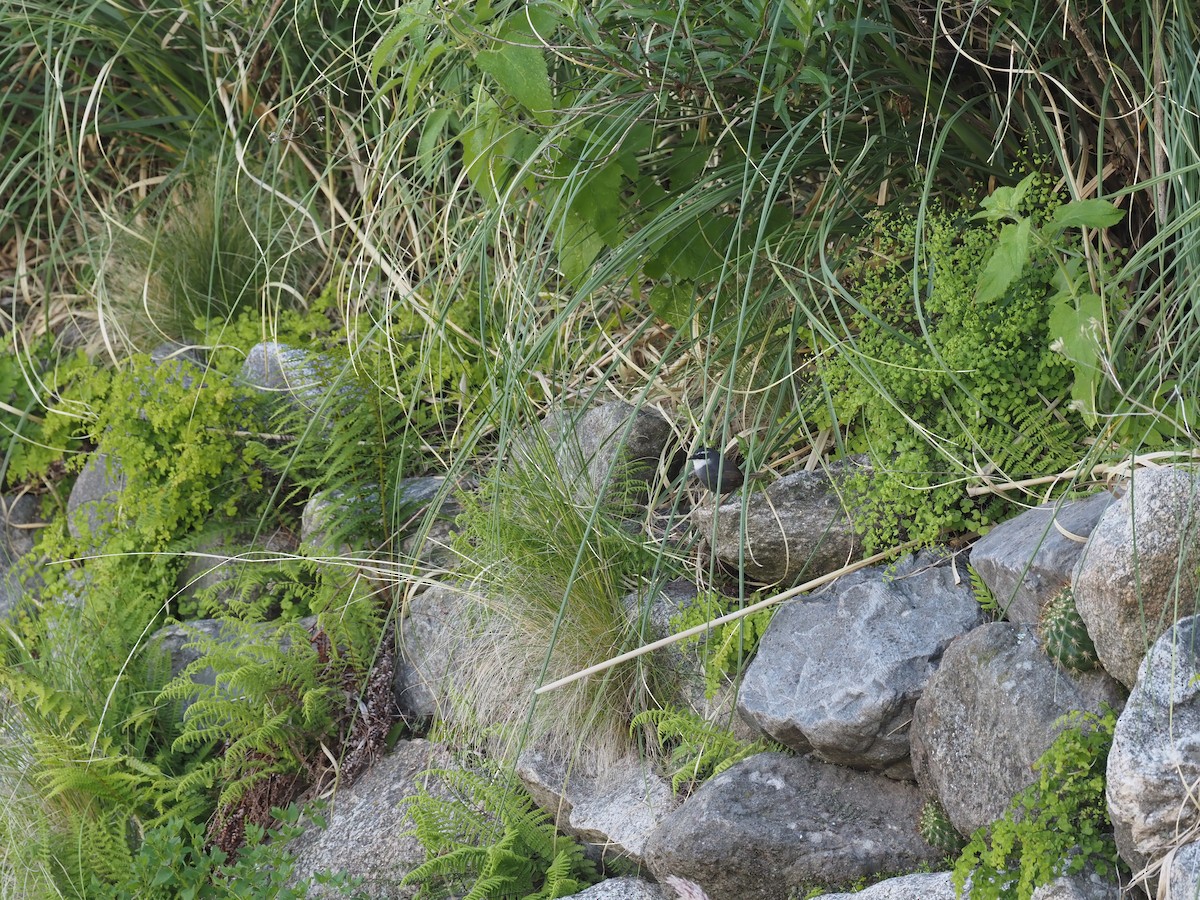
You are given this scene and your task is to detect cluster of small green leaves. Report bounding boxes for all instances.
[952,708,1123,900]
[401,766,600,899]
[632,706,782,794]
[88,805,359,900]
[671,590,776,698]
[818,176,1108,548]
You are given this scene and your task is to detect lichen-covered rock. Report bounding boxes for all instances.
[1074,468,1200,687]
[738,551,983,778]
[643,752,941,900]
[970,492,1113,624]
[1107,615,1200,878]
[692,462,863,585]
[911,622,1125,837]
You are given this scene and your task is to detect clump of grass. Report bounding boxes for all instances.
[94,159,318,353]
[444,431,667,768]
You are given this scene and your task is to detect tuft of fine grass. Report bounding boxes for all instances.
[442,431,670,769]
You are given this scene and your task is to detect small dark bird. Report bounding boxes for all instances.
[688,447,745,495]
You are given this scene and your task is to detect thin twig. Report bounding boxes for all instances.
[534,541,919,695]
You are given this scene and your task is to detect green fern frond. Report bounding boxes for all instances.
[401,765,599,899]
[633,706,782,794]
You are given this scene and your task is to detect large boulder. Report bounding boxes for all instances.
[692,462,863,585]
[517,749,678,865]
[563,879,671,899]
[911,622,1125,837]
[392,581,475,720]
[642,752,941,900]
[1107,615,1200,877]
[540,400,672,504]
[285,739,455,898]
[810,871,957,899]
[1074,468,1200,687]
[738,551,984,779]
[971,491,1114,624]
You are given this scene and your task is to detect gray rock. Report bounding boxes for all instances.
[810,871,957,899]
[1107,615,1200,878]
[738,551,984,778]
[1030,871,1123,899]
[643,752,942,900]
[1167,841,1200,900]
[693,462,863,585]
[66,452,125,542]
[1,493,42,563]
[563,878,671,899]
[517,749,678,865]
[1074,468,1200,687]
[286,739,455,898]
[240,341,350,420]
[540,400,672,503]
[911,622,1125,837]
[393,581,474,720]
[971,491,1114,624]
[0,493,45,617]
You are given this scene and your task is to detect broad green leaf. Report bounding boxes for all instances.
[369,1,431,83]
[475,32,554,124]
[460,92,534,202]
[1052,199,1126,230]
[554,211,604,285]
[416,108,452,180]
[975,218,1031,304]
[648,281,696,329]
[1049,291,1107,425]
[569,161,625,245]
[974,172,1036,222]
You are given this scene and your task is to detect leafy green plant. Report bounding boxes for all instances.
[968,566,1003,619]
[401,766,600,899]
[815,176,1109,548]
[88,804,360,900]
[632,706,781,795]
[671,590,776,699]
[971,172,1126,426]
[160,569,383,814]
[953,708,1123,900]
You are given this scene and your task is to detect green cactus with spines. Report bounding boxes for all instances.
[1039,587,1099,673]
[919,799,965,855]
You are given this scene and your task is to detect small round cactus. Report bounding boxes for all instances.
[1039,587,1099,673]
[918,799,965,855]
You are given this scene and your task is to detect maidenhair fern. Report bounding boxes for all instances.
[401,766,600,899]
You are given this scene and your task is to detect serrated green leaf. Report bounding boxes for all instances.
[975,218,1031,304]
[475,41,554,125]
[1052,199,1126,230]
[554,211,604,285]
[1049,291,1106,425]
[648,281,696,328]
